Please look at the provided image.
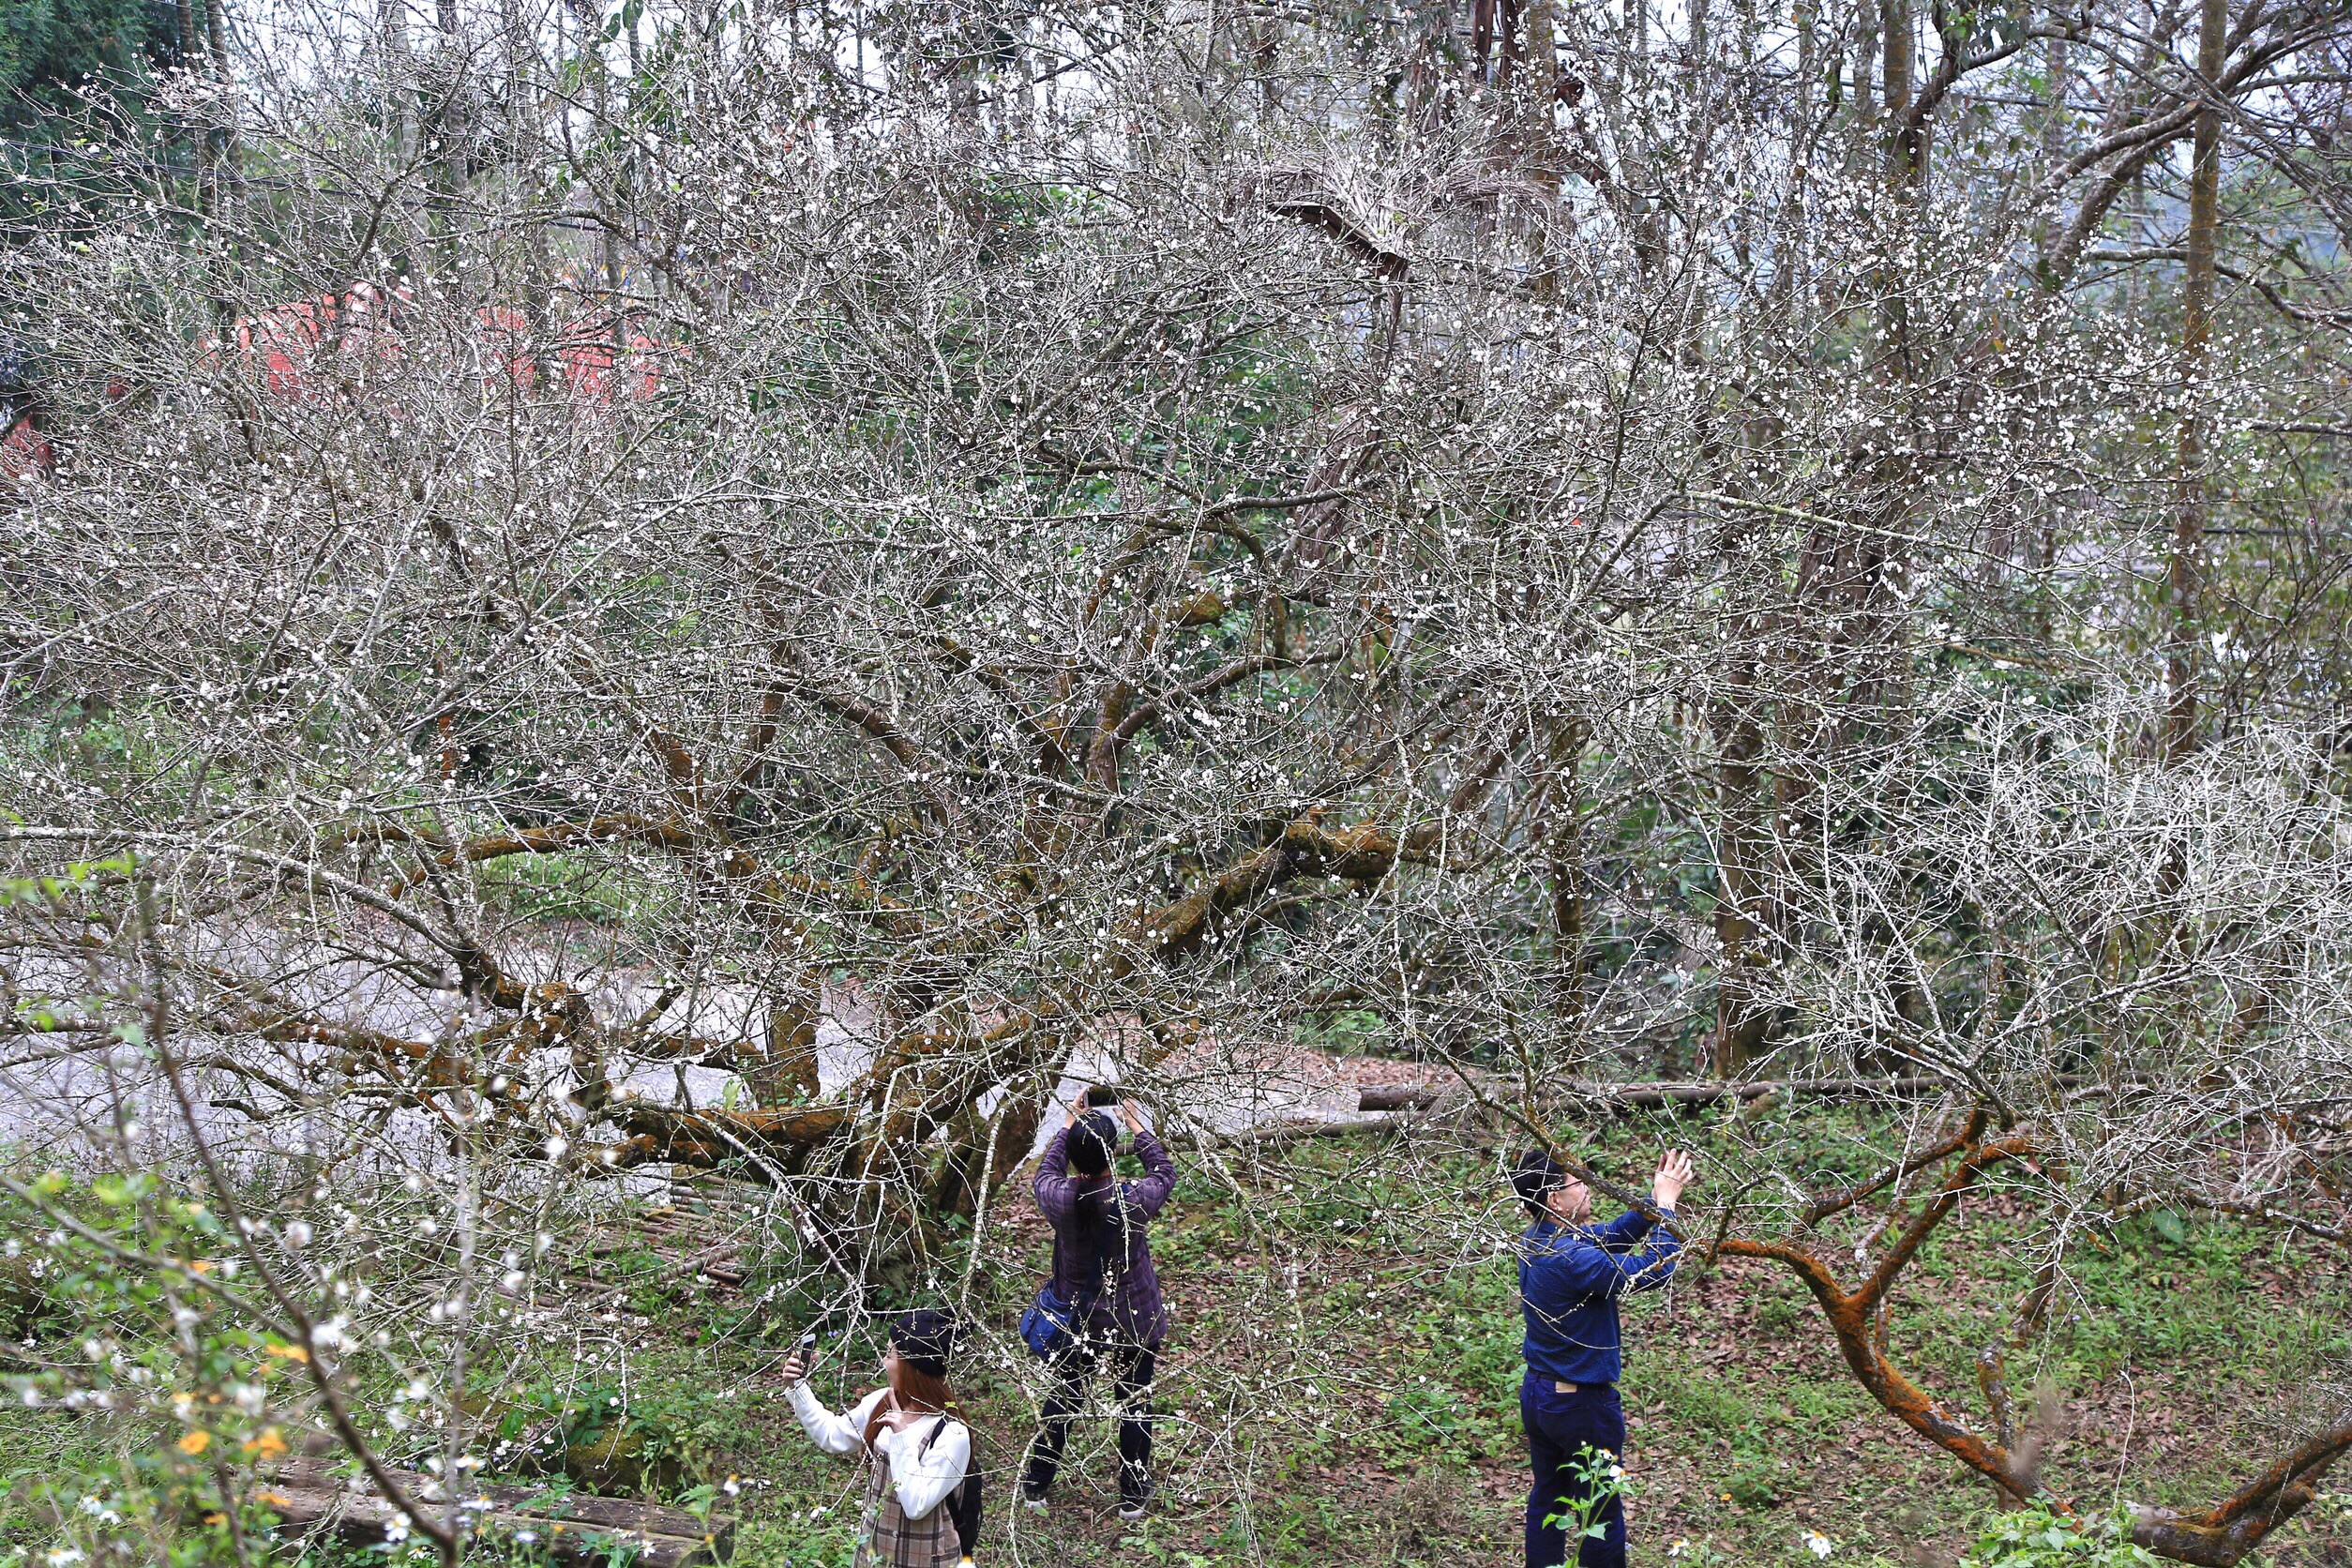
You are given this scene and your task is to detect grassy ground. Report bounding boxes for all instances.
[5,1108,2349,1566]
[739,1122,2350,1568]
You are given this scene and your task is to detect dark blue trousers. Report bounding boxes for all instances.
[1521,1374,1627,1568]
[1021,1337,1158,1507]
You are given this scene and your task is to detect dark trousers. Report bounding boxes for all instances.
[1521,1374,1627,1568]
[1020,1335,1158,1505]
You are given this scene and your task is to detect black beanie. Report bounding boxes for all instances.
[891,1308,957,1378]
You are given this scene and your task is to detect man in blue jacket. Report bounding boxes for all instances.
[1513,1146,1695,1568]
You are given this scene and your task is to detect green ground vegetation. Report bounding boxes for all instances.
[3,1108,2348,1566]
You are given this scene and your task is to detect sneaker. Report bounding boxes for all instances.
[1118,1477,1155,1521]
[1020,1489,1048,1515]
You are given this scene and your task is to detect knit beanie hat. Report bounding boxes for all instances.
[890,1308,957,1378]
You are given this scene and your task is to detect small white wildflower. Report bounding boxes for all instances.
[1804,1531,1834,1559]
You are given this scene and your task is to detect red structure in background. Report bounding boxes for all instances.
[0,411,51,482]
[2,284,660,489]
[223,283,662,406]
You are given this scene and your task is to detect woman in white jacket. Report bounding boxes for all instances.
[780,1308,973,1568]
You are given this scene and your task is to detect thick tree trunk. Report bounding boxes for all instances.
[1882,0,1913,186]
[2167,0,2225,763]
[1711,679,1772,1077]
[1537,722,1589,1027]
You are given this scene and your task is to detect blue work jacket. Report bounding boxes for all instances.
[1517,1207,1682,1386]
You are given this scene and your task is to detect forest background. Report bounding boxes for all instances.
[0,0,2349,1562]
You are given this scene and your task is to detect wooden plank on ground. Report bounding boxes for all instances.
[256,1458,733,1566]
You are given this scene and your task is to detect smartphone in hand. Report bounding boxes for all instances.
[781,1328,820,1386]
[1085,1084,1120,1108]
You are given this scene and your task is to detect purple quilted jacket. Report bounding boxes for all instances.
[1033,1124,1177,1347]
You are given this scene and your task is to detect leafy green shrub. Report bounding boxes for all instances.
[1723,1459,1782,1509]
[1963,1503,2160,1567]
[1383,1382,1472,1448]
[0,1170,294,1565]
[475,1375,760,1495]
[731,1509,866,1567]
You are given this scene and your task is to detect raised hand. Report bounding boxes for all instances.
[1652,1150,1696,1210]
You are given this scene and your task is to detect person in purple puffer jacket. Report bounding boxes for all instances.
[1018,1089,1177,1520]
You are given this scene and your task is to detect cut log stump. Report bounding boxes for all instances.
[254,1458,734,1566]
[1356,1084,1446,1111]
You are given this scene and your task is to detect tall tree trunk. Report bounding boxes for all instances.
[1881,0,1911,185]
[1712,669,1772,1077]
[505,0,554,381]
[1621,0,1645,98]
[176,0,213,228]
[430,0,463,281]
[2168,0,2225,763]
[202,0,240,204]
[1537,721,1590,1030]
[1769,0,1816,319]
[379,0,416,283]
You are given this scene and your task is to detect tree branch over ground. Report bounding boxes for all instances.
[5,0,2352,1558]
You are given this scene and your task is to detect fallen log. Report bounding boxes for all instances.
[1353,1076,1972,1116]
[256,1458,732,1566]
[1205,1076,1998,1151]
[1207,1113,1407,1150]
[1575,1076,1963,1108]
[1356,1084,1446,1111]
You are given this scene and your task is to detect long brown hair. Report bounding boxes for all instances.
[861,1356,957,1451]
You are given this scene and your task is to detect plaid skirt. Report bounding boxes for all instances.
[852,1445,962,1568]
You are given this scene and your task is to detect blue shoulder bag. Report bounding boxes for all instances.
[1019,1189,1124,1359]
[1017,1281,1081,1358]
